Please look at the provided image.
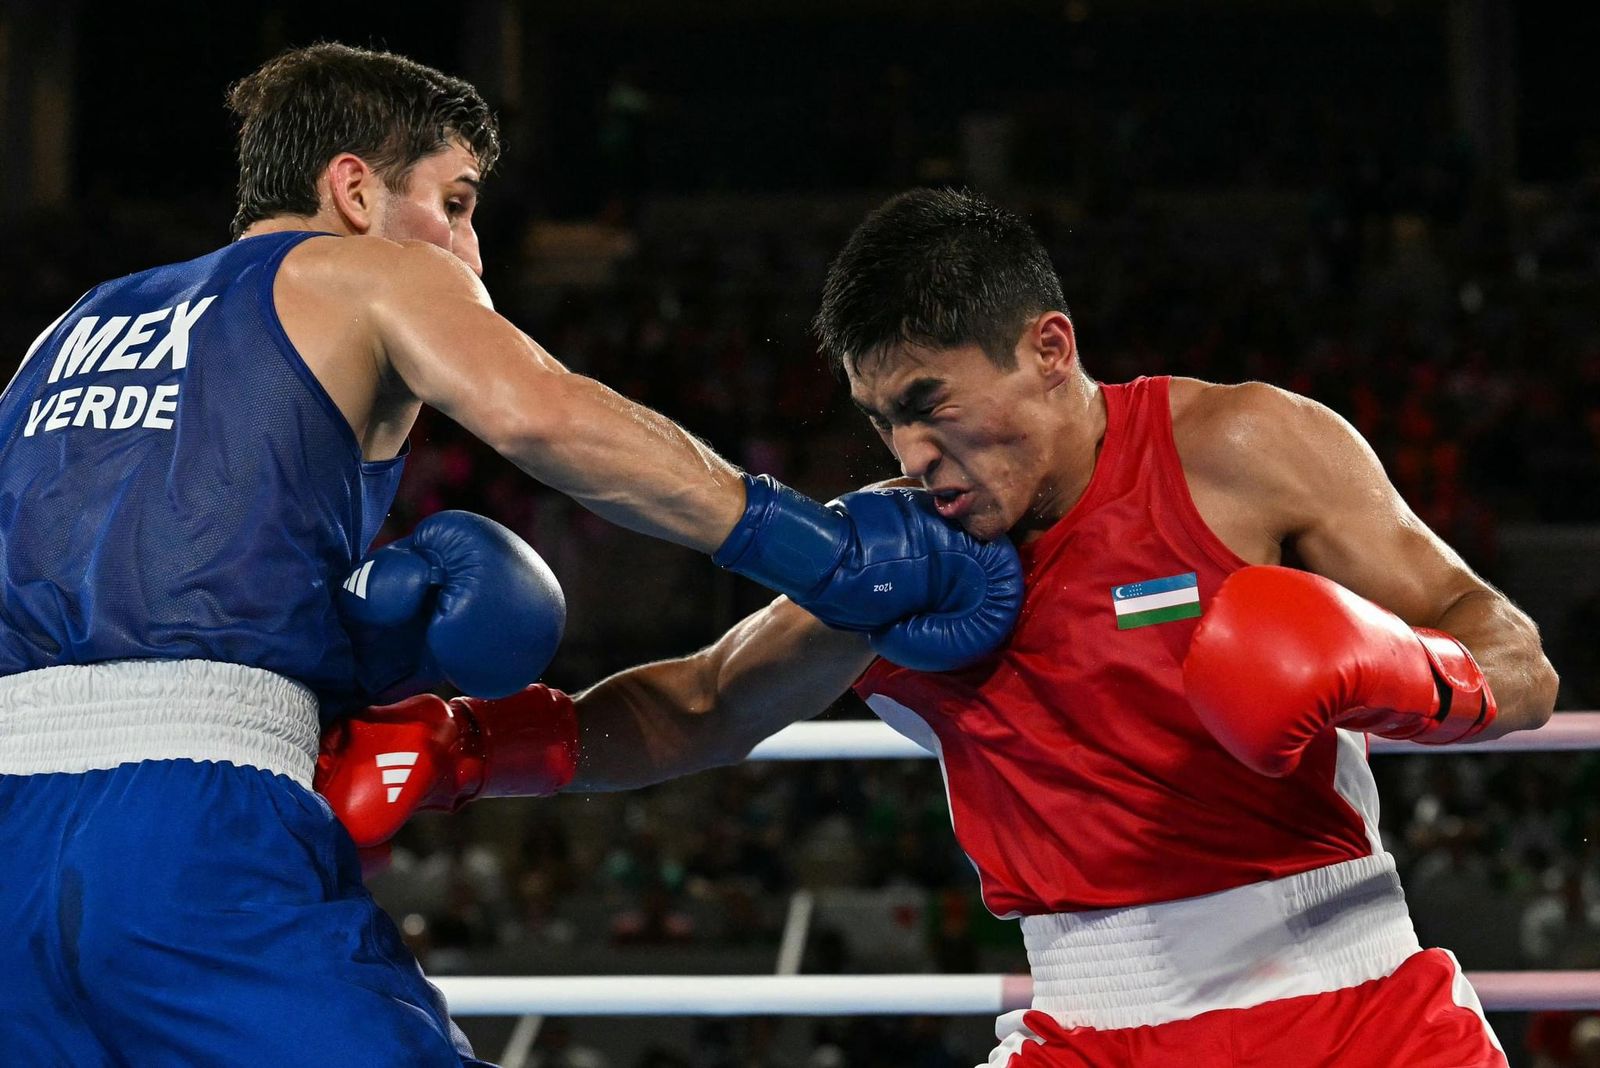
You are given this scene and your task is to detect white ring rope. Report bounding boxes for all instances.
[745,713,1600,762]
[435,972,1600,1016]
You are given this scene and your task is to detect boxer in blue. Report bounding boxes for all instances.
[0,44,1021,1064]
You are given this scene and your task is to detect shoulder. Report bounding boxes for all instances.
[277,235,489,310]
[1168,376,1387,540]
[1170,377,1360,484]
[1169,377,1324,445]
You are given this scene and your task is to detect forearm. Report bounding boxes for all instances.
[567,599,876,792]
[376,268,747,554]
[568,658,747,792]
[493,371,745,553]
[1433,588,1559,738]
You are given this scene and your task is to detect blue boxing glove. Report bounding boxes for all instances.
[714,475,1023,671]
[338,511,565,700]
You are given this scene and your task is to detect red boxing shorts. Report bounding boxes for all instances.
[997,948,1504,1068]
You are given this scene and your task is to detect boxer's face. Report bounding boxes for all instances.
[369,139,484,276]
[847,339,1060,543]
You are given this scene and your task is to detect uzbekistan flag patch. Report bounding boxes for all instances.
[1112,571,1201,630]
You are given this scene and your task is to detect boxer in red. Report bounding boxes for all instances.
[323,188,1559,1066]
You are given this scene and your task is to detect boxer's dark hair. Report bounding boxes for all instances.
[226,43,500,238]
[814,188,1068,373]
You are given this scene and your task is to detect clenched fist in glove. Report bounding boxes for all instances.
[316,686,578,854]
[1182,566,1496,777]
[715,474,1023,672]
[338,510,565,701]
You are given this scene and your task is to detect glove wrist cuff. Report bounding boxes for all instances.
[1377,628,1498,745]
[453,687,579,800]
[713,474,849,600]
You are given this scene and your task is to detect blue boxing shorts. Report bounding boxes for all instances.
[0,660,490,1066]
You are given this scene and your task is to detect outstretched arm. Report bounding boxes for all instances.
[568,596,878,792]
[369,240,745,551]
[317,592,876,852]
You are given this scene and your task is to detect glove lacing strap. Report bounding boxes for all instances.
[453,689,579,801]
[1376,629,1497,745]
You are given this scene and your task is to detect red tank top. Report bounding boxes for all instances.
[854,377,1380,917]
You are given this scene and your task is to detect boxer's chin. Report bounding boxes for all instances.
[959,506,1010,544]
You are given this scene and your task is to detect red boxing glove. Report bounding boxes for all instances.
[315,685,579,850]
[1182,566,1496,777]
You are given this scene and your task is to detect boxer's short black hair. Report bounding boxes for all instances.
[226,43,500,238]
[814,188,1068,373]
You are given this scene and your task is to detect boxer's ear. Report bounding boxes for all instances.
[321,153,383,236]
[1027,311,1077,388]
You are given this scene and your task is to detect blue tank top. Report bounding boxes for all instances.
[0,231,405,702]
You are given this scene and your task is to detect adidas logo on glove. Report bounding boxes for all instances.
[375,751,419,803]
[343,560,375,599]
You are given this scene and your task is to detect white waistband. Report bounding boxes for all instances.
[1015,852,1420,1031]
[0,660,320,787]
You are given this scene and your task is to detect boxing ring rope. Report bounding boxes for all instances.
[444,712,1600,1023]
[437,972,1600,1016]
[744,712,1600,761]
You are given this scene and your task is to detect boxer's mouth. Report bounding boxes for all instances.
[932,488,972,519]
